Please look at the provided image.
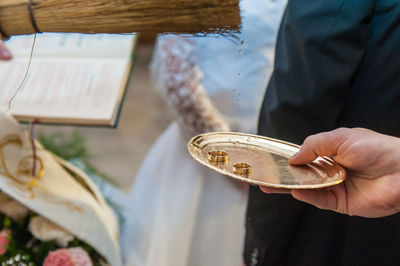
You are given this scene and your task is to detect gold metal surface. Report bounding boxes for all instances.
[233,162,251,176]
[188,132,346,189]
[207,150,228,163]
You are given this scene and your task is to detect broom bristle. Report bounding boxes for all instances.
[0,0,240,37]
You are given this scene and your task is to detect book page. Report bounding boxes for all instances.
[0,58,130,122]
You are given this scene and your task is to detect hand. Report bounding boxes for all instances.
[0,40,12,60]
[260,128,400,218]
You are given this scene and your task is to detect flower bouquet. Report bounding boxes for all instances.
[0,112,121,265]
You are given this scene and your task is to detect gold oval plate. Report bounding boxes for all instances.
[188,132,346,189]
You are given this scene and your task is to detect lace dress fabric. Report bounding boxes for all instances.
[151,35,229,140]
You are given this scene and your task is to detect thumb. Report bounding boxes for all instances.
[289,128,348,165]
[0,40,12,60]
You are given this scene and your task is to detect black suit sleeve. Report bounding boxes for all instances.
[258,0,375,143]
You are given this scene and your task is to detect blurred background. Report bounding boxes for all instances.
[37,36,173,193]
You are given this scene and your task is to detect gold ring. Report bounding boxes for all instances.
[233,162,251,175]
[207,150,228,163]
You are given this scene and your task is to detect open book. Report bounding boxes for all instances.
[0,33,136,127]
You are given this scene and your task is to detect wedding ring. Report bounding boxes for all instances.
[233,162,251,176]
[207,150,228,163]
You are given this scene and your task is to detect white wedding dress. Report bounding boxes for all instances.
[121,0,287,265]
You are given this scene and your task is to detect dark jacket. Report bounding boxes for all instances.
[245,1,400,265]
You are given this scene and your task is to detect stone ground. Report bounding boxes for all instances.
[37,41,173,193]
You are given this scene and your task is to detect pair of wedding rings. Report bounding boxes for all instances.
[207,150,251,176]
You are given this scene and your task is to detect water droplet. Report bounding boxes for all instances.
[239,50,243,55]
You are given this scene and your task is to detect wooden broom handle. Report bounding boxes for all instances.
[0,0,240,37]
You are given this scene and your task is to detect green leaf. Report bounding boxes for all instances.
[38,131,89,160]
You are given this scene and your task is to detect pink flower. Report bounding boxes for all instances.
[43,247,93,266]
[0,230,10,255]
[43,249,75,266]
[69,247,93,266]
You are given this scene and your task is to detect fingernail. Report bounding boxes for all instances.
[288,151,300,164]
[0,49,12,59]
[290,151,299,159]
